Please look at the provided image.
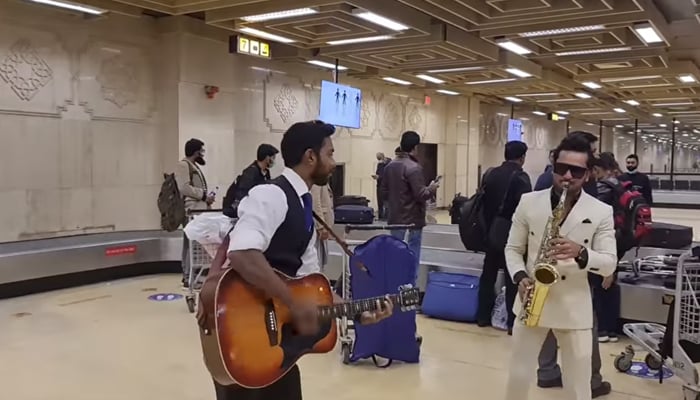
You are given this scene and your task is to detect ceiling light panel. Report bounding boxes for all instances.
[624,100,640,106]
[307,60,348,70]
[678,74,697,83]
[416,74,445,84]
[556,111,569,115]
[504,96,523,103]
[582,81,602,89]
[427,67,484,73]
[241,8,318,22]
[575,92,592,99]
[614,108,626,113]
[29,0,104,14]
[519,25,605,38]
[239,27,295,44]
[437,89,459,95]
[465,78,517,85]
[383,77,411,85]
[653,113,663,117]
[533,111,546,116]
[505,68,532,78]
[496,39,532,55]
[556,47,631,56]
[327,35,393,45]
[354,11,409,31]
[633,23,664,44]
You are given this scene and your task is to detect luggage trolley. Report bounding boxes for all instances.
[336,223,421,364]
[614,247,700,400]
[183,209,234,313]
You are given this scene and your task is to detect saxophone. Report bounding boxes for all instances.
[519,182,569,327]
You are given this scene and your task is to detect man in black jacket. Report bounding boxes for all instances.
[223,144,278,217]
[619,154,653,205]
[477,141,532,330]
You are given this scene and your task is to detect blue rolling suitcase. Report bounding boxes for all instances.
[347,234,421,366]
[335,205,374,224]
[421,271,480,322]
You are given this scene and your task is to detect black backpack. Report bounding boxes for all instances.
[458,168,493,252]
[449,193,469,224]
[222,176,242,218]
[157,163,194,232]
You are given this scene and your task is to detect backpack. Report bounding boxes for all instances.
[157,162,194,232]
[222,176,241,218]
[605,180,652,251]
[449,193,469,224]
[458,168,493,252]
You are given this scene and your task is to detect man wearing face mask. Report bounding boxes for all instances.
[619,154,652,205]
[223,144,278,218]
[176,138,214,287]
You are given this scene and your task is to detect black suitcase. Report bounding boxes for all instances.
[335,205,374,224]
[335,195,370,207]
[641,222,693,249]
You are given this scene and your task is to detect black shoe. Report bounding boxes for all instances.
[592,382,611,398]
[507,327,513,336]
[537,377,563,388]
[477,320,491,327]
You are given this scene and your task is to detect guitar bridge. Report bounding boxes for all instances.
[264,300,279,346]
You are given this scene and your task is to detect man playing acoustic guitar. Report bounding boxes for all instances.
[201,120,394,400]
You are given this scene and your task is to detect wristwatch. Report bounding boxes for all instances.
[574,246,589,269]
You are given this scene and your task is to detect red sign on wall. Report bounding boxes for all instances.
[105,245,137,256]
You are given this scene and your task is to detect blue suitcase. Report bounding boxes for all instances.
[347,234,421,366]
[335,205,374,224]
[421,271,479,322]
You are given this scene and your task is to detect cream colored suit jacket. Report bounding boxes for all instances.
[505,188,617,330]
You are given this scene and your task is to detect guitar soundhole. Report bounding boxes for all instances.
[264,300,278,346]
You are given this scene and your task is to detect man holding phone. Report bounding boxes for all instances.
[380,131,439,282]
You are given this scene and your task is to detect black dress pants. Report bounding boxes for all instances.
[213,365,302,400]
[477,248,517,327]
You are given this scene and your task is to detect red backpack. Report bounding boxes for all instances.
[614,181,652,248]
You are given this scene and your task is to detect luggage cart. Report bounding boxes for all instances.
[336,223,420,364]
[614,247,700,400]
[183,209,233,313]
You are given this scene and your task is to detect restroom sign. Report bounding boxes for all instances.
[237,35,271,59]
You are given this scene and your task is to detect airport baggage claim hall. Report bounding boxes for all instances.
[2,0,700,399]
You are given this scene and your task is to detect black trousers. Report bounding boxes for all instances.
[589,273,621,334]
[477,249,517,327]
[376,185,385,219]
[214,365,302,400]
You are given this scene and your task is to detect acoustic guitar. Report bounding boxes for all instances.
[198,266,420,389]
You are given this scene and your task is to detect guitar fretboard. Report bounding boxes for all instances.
[317,294,401,320]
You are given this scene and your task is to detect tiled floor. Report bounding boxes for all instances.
[0,274,692,400]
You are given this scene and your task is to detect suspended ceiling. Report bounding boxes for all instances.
[26,0,700,133]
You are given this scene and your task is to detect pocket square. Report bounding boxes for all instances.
[582,218,592,224]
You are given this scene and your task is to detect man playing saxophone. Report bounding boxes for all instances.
[503,135,617,400]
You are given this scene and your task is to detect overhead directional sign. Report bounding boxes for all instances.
[237,36,271,59]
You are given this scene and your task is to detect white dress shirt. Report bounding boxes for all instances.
[228,167,320,276]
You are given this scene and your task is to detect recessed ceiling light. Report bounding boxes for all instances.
[556,47,631,56]
[466,78,517,85]
[382,77,411,85]
[653,113,663,117]
[575,92,592,99]
[415,74,445,84]
[427,66,484,73]
[582,81,602,89]
[659,124,667,127]
[615,125,624,128]
[504,96,523,103]
[601,75,662,82]
[29,0,104,14]
[519,25,605,38]
[505,68,532,78]
[241,7,318,22]
[239,27,295,44]
[436,89,459,96]
[633,22,664,44]
[307,60,348,70]
[653,102,694,107]
[353,11,409,31]
[678,74,697,83]
[533,111,546,116]
[496,39,532,55]
[327,35,393,45]
[614,108,626,113]
[624,100,640,106]
[556,111,570,115]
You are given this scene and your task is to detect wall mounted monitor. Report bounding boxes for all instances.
[507,118,523,142]
[318,80,362,129]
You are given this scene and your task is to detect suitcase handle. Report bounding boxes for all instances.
[344,224,416,233]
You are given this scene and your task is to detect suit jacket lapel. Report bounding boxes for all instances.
[559,192,589,237]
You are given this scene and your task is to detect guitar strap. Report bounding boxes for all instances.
[312,211,370,276]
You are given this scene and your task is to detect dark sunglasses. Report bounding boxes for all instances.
[553,162,588,179]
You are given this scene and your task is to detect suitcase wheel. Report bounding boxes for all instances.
[341,342,351,365]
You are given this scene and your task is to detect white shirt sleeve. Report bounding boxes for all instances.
[228,185,288,253]
[297,230,320,276]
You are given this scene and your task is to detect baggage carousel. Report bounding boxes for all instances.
[0,224,685,324]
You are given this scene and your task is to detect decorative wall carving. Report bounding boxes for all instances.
[0,39,53,101]
[273,83,299,124]
[97,54,138,108]
[378,93,404,138]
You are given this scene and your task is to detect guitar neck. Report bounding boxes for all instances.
[317,294,401,320]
